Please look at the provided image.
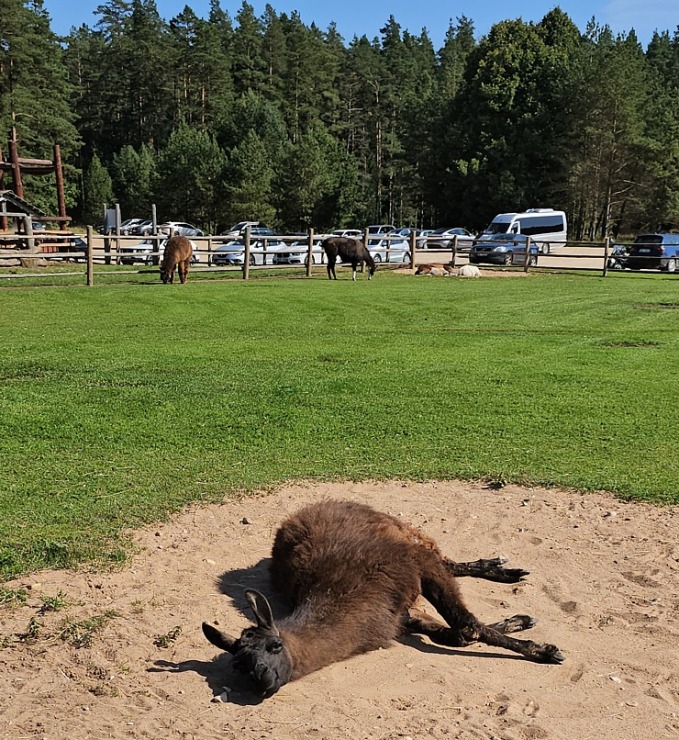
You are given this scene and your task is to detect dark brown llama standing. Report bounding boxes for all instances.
[322,236,376,281]
[160,235,193,284]
[202,500,563,698]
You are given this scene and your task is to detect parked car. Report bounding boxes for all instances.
[367,235,411,263]
[469,234,538,266]
[272,236,329,266]
[425,227,475,251]
[389,227,432,248]
[626,233,679,272]
[118,238,200,265]
[367,224,396,236]
[220,221,270,238]
[134,219,154,235]
[119,218,145,235]
[331,229,363,239]
[158,221,204,237]
[212,237,286,266]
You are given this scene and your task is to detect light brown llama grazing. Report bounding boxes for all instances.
[322,236,376,281]
[202,500,563,697]
[160,235,193,284]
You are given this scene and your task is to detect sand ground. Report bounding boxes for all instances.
[1,480,677,739]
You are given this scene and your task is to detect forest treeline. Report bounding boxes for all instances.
[1,0,678,238]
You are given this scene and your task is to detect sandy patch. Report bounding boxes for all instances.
[1,480,677,739]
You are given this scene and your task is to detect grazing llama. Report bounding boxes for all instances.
[160,235,193,284]
[322,236,376,281]
[202,500,563,697]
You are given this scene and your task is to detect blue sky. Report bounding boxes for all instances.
[44,0,676,48]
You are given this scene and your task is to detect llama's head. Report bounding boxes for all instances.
[159,262,172,283]
[202,589,293,697]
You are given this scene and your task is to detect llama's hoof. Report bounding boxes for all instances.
[495,567,530,583]
[473,558,530,582]
[489,614,536,634]
[536,643,565,664]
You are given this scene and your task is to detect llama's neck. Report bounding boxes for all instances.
[279,600,393,680]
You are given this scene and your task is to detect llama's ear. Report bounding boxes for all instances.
[244,589,278,635]
[202,622,238,654]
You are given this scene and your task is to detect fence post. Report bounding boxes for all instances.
[603,236,610,277]
[243,226,251,280]
[86,225,94,286]
[523,237,531,273]
[410,229,416,270]
[306,228,315,277]
[207,234,212,266]
[24,215,36,254]
[451,234,458,267]
[114,203,121,264]
[362,228,369,273]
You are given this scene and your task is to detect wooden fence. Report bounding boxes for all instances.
[0,227,675,285]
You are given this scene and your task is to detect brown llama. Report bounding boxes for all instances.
[202,500,563,698]
[160,235,193,284]
[322,236,376,281]
[415,262,455,275]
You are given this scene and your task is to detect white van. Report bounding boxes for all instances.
[477,208,567,254]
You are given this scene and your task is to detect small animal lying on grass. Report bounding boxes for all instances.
[160,235,193,284]
[202,500,563,698]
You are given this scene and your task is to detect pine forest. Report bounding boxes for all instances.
[1,0,678,238]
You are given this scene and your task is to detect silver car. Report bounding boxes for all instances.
[212,237,286,266]
[367,235,411,263]
[119,238,200,265]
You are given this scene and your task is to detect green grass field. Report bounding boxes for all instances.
[1,269,677,580]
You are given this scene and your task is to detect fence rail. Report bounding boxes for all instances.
[0,228,676,285]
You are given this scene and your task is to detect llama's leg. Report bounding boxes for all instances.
[405,607,535,639]
[179,259,189,284]
[421,564,563,663]
[326,255,337,280]
[445,556,529,583]
[351,260,358,281]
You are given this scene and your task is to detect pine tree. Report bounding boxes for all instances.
[154,124,227,230]
[111,143,156,217]
[225,129,276,225]
[0,0,81,212]
[82,153,114,224]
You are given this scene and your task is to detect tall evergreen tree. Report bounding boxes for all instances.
[0,0,81,212]
[276,121,359,229]
[82,153,114,224]
[225,129,276,225]
[111,143,156,217]
[231,1,266,95]
[566,26,651,237]
[154,124,227,229]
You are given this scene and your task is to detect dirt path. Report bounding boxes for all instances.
[1,480,677,739]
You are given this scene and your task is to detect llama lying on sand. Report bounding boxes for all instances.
[415,263,455,276]
[160,235,193,284]
[202,500,563,697]
[458,264,481,277]
[322,236,376,281]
